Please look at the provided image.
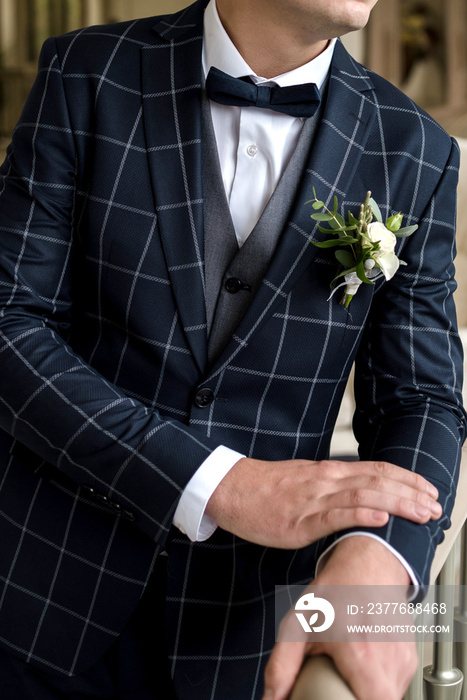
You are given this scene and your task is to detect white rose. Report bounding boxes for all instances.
[365,221,399,280]
[366,221,397,253]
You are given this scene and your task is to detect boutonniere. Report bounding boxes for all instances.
[308,190,418,308]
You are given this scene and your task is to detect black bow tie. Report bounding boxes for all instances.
[205,66,321,118]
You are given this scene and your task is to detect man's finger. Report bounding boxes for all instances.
[262,640,306,700]
[320,485,442,522]
[335,472,439,507]
[323,459,439,498]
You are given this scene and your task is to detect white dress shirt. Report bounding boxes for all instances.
[172,0,418,597]
[202,1,335,247]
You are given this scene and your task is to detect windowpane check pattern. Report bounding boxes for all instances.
[0,2,465,697]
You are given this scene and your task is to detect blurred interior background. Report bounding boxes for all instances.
[1,0,467,158]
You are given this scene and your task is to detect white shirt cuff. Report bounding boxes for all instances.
[315,532,420,601]
[173,445,245,541]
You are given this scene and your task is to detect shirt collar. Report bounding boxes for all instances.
[202,0,335,89]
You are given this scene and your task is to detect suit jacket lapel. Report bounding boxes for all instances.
[141,1,209,373]
[206,41,377,376]
[264,40,377,293]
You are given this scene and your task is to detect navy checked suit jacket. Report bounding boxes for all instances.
[0,1,465,697]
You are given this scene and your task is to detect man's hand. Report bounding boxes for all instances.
[205,457,441,549]
[262,537,419,700]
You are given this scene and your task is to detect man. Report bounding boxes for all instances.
[0,0,464,698]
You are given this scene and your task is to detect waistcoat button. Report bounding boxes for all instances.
[225,277,243,293]
[225,277,251,293]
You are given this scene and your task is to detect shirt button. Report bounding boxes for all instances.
[246,144,258,158]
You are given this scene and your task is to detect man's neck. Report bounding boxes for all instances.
[215,0,329,79]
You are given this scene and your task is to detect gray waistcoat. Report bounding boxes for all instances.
[202,94,323,363]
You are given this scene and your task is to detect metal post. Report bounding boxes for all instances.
[424,547,463,700]
[455,524,467,700]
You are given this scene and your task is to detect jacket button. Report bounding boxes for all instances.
[194,387,215,408]
[81,485,96,498]
[225,277,251,293]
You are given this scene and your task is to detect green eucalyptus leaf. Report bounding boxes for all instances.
[369,198,383,223]
[311,212,334,221]
[312,200,325,210]
[338,235,359,244]
[335,212,346,227]
[313,238,348,248]
[329,218,350,231]
[394,225,418,238]
[335,250,355,267]
[328,217,341,230]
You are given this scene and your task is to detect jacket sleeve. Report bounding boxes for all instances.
[351,138,466,589]
[0,38,221,546]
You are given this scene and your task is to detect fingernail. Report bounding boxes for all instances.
[414,504,429,518]
[371,510,388,522]
[427,484,439,499]
[430,500,442,516]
